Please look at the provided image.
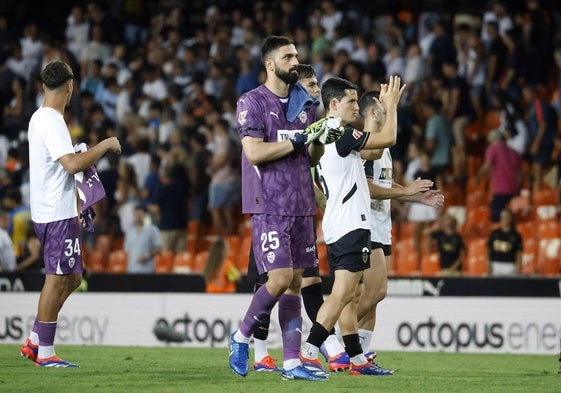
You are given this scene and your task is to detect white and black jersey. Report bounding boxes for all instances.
[317,125,371,244]
[364,148,392,245]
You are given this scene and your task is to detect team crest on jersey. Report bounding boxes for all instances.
[352,129,363,140]
[267,251,276,264]
[68,257,75,268]
[298,111,308,124]
[361,247,369,264]
[238,110,248,125]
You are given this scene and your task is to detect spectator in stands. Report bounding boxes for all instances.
[0,209,16,271]
[15,221,42,271]
[2,186,31,259]
[421,98,452,191]
[487,207,522,276]
[154,160,189,254]
[124,204,162,274]
[425,213,465,276]
[522,83,557,191]
[441,58,477,181]
[207,118,241,237]
[475,128,522,223]
[490,88,528,157]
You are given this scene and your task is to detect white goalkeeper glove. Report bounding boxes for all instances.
[318,117,345,144]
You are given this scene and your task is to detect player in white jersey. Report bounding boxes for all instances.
[300,75,405,376]
[21,60,121,368]
[357,90,444,364]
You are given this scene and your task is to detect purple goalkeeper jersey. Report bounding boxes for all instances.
[236,84,317,216]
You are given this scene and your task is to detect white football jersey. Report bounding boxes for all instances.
[28,106,77,223]
[365,148,392,245]
[317,126,371,244]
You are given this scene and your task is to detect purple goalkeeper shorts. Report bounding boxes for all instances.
[250,214,317,275]
[33,217,84,275]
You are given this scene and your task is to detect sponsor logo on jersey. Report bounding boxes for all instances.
[270,111,279,119]
[352,129,363,140]
[238,110,248,125]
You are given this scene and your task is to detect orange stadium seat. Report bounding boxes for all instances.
[316,242,330,276]
[154,250,174,273]
[464,254,488,276]
[107,249,127,273]
[86,248,107,273]
[536,221,559,239]
[172,251,193,273]
[532,188,558,207]
[192,250,209,273]
[420,253,441,276]
[536,238,561,276]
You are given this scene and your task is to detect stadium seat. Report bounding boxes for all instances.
[395,250,419,276]
[172,251,193,273]
[95,234,112,256]
[466,189,489,209]
[464,237,487,273]
[516,221,535,240]
[154,250,174,273]
[463,206,491,240]
[107,249,127,273]
[86,248,107,273]
[536,238,561,276]
[534,205,558,223]
[192,250,209,273]
[536,221,559,239]
[464,254,488,276]
[532,188,558,207]
[420,253,441,276]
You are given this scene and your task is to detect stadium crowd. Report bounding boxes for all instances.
[1,0,561,281]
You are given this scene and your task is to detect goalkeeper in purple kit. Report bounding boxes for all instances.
[228,35,341,381]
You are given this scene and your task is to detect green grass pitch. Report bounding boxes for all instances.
[0,345,558,393]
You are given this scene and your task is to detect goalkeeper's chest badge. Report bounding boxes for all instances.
[298,111,308,124]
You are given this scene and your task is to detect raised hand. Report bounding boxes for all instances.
[380,75,406,110]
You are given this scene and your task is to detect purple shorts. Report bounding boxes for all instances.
[33,217,84,275]
[250,214,317,275]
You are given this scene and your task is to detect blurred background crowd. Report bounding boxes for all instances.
[1,0,561,285]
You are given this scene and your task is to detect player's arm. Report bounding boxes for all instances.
[362,76,406,150]
[58,137,121,175]
[369,178,433,200]
[241,136,295,165]
[360,149,383,160]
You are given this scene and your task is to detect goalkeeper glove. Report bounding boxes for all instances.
[289,117,327,150]
[318,117,345,144]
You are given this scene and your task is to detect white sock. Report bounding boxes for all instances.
[253,338,269,362]
[38,345,55,359]
[29,331,39,346]
[301,342,320,359]
[284,358,300,370]
[233,329,250,344]
[324,334,345,357]
[358,328,373,351]
[350,353,368,366]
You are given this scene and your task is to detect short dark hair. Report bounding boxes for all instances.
[261,35,293,64]
[358,90,380,117]
[295,64,316,80]
[320,77,358,110]
[41,61,74,89]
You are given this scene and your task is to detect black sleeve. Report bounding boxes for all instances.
[335,125,369,157]
[363,159,374,179]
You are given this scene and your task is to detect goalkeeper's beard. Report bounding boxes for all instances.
[276,68,299,85]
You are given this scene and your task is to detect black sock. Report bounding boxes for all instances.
[253,315,270,341]
[342,334,363,358]
[301,282,324,323]
[307,322,330,348]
